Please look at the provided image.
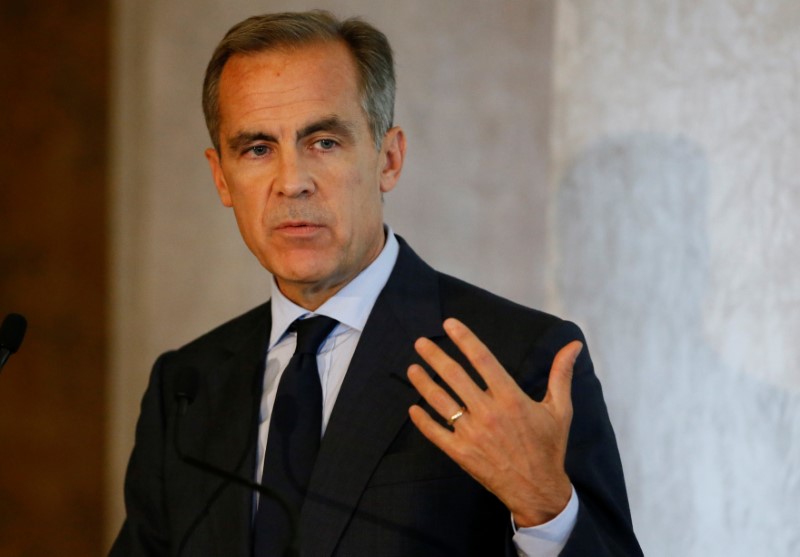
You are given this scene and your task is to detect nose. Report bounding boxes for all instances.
[275,149,314,198]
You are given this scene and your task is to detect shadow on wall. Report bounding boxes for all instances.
[554,134,800,557]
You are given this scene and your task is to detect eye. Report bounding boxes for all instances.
[247,145,270,157]
[315,138,338,150]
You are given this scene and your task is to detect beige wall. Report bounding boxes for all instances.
[109,1,800,555]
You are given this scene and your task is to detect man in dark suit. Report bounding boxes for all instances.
[110,11,642,557]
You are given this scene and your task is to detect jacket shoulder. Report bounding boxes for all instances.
[437,272,564,334]
[435,272,587,377]
[170,301,270,360]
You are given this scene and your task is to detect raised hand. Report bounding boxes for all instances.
[407,317,583,527]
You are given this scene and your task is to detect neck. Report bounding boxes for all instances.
[277,280,347,311]
[276,232,388,311]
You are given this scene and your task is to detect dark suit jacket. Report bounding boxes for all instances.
[110,238,642,556]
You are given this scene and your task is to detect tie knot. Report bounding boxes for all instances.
[290,316,338,356]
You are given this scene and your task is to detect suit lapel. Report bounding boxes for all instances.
[301,239,444,556]
[202,304,271,557]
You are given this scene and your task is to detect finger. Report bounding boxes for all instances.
[410,405,496,495]
[407,363,464,421]
[442,318,518,392]
[408,404,460,459]
[414,337,485,408]
[545,340,583,416]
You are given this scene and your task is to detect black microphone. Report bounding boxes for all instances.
[173,367,298,557]
[0,313,27,373]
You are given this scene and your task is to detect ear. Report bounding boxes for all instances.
[378,127,406,194]
[205,147,233,207]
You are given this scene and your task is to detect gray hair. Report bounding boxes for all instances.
[202,10,395,152]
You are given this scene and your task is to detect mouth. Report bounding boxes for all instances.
[274,221,325,236]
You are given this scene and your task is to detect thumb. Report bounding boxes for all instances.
[546,340,583,416]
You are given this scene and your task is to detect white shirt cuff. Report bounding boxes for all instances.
[512,486,579,557]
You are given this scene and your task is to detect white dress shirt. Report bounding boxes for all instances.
[257,229,578,556]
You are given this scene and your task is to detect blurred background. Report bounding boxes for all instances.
[0,1,798,556]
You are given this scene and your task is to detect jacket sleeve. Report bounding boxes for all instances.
[518,320,643,557]
[108,352,173,557]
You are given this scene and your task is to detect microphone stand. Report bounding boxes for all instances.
[174,399,300,557]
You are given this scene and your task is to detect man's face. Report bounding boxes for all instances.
[206,41,405,309]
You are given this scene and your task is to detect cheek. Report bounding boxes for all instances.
[231,206,260,250]
[227,187,271,244]
[341,177,382,233]
[348,163,383,207]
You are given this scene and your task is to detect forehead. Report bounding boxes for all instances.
[216,41,364,134]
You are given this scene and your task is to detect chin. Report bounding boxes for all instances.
[270,258,338,286]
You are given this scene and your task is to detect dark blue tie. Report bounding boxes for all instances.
[254,316,338,557]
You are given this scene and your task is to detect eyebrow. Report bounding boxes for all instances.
[226,131,276,153]
[225,116,357,153]
[297,116,357,144]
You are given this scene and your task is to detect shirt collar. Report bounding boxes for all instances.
[268,227,399,349]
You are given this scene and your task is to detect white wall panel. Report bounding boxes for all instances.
[551,2,800,555]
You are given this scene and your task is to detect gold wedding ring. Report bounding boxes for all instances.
[447,407,466,426]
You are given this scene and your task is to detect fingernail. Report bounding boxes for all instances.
[573,342,583,364]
